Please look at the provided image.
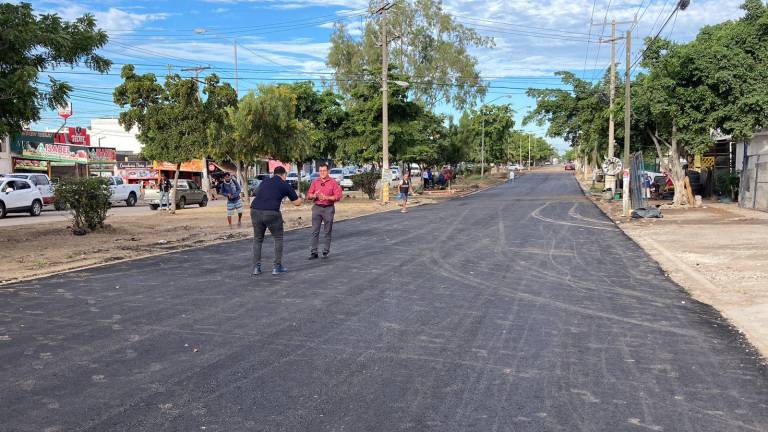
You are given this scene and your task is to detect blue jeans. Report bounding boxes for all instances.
[160,191,170,208]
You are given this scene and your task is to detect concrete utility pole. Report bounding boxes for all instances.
[528,134,531,171]
[374,1,394,203]
[234,41,239,97]
[481,113,485,178]
[595,18,636,194]
[623,29,632,216]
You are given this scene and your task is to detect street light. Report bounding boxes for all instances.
[193,28,238,97]
[480,94,513,178]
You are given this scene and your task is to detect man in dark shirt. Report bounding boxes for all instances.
[250,166,303,276]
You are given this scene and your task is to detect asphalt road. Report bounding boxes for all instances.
[1,171,766,431]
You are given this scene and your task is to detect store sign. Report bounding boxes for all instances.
[12,141,89,163]
[12,131,54,145]
[153,159,204,172]
[118,168,159,180]
[68,127,90,145]
[88,147,116,164]
[58,102,73,120]
[117,161,153,169]
[12,158,49,172]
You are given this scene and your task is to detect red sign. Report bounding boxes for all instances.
[54,127,90,146]
[58,102,72,120]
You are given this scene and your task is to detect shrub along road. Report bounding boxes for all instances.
[1,171,766,431]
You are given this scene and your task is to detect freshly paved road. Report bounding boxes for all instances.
[1,171,766,432]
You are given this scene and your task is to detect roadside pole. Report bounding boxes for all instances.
[528,134,531,171]
[376,2,393,203]
[623,29,632,216]
[481,113,485,178]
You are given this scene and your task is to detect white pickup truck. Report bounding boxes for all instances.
[107,176,141,207]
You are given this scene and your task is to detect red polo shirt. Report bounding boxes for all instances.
[307,176,343,206]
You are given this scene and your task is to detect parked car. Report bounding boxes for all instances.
[247,178,262,196]
[564,162,576,171]
[146,179,208,210]
[329,168,345,182]
[409,164,421,176]
[340,174,355,190]
[309,172,321,182]
[286,172,300,189]
[507,163,523,171]
[106,176,141,207]
[2,173,54,205]
[390,166,401,181]
[0,178,43,218]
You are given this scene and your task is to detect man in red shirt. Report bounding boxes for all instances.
[306,163,343,259]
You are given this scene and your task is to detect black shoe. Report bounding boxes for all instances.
[321,252,329,259]
[308,253,319,260]
[252,264,262,276]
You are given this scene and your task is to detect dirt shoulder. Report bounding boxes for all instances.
[579,177,768,357]
[0,197,409,285]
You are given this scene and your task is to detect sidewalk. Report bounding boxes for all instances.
[582,177,768,358]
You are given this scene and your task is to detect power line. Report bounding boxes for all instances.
[630,0,687,71]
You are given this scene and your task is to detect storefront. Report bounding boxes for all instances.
[10,130,116,179]
[153,160,205,186]
[87,147,117,178]
[116,161,158,186]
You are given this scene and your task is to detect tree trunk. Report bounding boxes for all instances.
[668,122,687,206]
[648,124,688,207]
[295,160,302,197]
[238,161,249,204]
[170,163,181,214]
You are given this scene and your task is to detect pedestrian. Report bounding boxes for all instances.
[399,172,412,213]
[159,174,172,210]
[422,168,430,190]
[426,168,433,189]
[219,173,244,228]
[508,168,515,182]
[306,162,343,260]
[250,166,303,275]
[209,178,219,200]
[643,173,652,199]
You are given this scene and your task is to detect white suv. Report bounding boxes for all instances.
[0,178,44,218]
[3,173,54,205]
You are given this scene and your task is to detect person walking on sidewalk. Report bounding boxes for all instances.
[399,172,412,213]
[250,166,303,276]
[306,163,343,260]
[219,173,244,228]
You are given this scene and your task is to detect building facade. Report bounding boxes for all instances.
[0,135,11,173]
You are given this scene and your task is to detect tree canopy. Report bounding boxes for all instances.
[326,0,492,111]
[0,2,110,137]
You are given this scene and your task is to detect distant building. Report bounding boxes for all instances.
[737,131,768,211]
[89,118,142,154]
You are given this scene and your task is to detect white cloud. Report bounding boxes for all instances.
[37,3,168,33]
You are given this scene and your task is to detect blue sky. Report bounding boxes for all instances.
[27,0,748,153]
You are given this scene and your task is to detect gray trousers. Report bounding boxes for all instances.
[252,210,284,266]
[311,205,335,254]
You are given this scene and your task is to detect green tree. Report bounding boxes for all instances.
[525,71,610,179]
[0,3,110,137]
[474,104,516,168]
[216,85,313,199]
[327,0,492,110]
[113,65,237,212]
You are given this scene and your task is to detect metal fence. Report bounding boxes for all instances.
[630,152,648,210]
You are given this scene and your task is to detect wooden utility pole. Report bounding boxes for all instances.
[233,41,239,97]
[608,20,616,160]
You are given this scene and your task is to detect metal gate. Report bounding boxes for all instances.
[740,152,768,211]
[629,152,648,210]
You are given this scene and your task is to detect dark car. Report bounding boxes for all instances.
[147,179,208,210]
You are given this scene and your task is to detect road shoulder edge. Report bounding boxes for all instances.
[575,176,768,360]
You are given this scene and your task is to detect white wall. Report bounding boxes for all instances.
[0,136,12,173]
[89,118,143,154]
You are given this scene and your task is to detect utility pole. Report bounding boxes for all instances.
[595,17,636,194]
[233,41,239,97]
[528,134,531,171]
[181,65,211,91]
[481,112,485,178]
[623,29,632,216]
[374,1,394,203]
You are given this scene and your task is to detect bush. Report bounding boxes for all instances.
[53,177,112,232]
[352,171,380,199]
